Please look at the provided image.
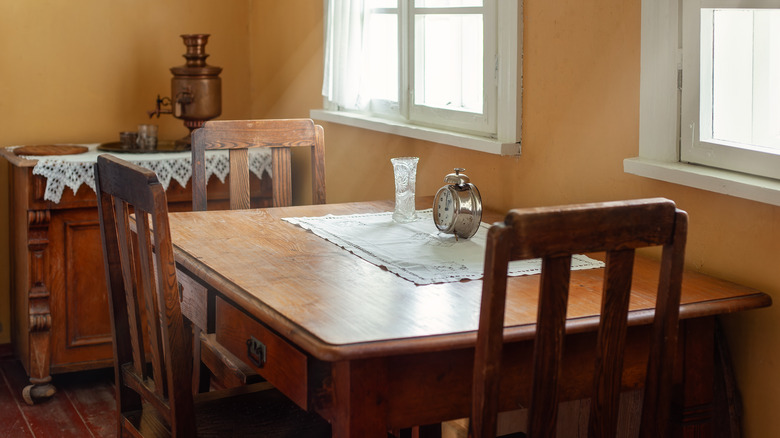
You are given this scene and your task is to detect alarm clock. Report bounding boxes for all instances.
[432,168,483,239]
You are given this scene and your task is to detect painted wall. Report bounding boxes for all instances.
[249,1,780,436]
[0,0,777,436]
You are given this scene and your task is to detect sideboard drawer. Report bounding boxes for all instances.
[215,296,309,409]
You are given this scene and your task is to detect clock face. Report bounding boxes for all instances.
[435,189,455,229]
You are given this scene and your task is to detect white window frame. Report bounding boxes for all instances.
[311,0,521,156]
[625,0,780,206]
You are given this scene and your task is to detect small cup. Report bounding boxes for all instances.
[137,124,158,150]
[119,132,138,150]
[391,157,419,223]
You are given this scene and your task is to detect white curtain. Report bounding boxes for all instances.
[322,0,370,111]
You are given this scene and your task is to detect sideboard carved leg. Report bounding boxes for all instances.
[23,210,55,405]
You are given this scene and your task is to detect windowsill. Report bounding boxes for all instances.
[310,109,521,156]
[624,156,780,206]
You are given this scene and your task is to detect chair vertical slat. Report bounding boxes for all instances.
[528,255,571,438]
[96,189,143,431]
[191,134,208,211]
[113,200,148,379]
[589,249,635,438]
[135,211,167,399]
[228,148,251,210]
[151,203,197,436]
[471,226,512,438]
[311,124,326,205]
[272,147,292,207]
[640,210,688,438]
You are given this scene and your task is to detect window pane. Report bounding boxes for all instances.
[414,14,483,113]
[710,10,753,144]
[416,0,483,7]
[366,11,398,102]
[706,9,780,151]
[367,0,397,8]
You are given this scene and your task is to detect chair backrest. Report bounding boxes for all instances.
[191,118,326,211]
[95,154,196,436]
[471,198,688,438]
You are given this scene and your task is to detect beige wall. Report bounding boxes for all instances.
[1,0,778,436]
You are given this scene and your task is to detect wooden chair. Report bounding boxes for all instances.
[191,118,326,211]
[95,154,331,437]
[189,118,326,390]
[470,198,688,438]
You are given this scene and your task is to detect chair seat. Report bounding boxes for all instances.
[124,383,331,437]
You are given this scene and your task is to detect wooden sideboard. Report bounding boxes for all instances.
[1,148,272,403]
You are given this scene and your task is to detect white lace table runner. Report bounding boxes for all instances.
[283,209,605,285]
[7,144,272,203]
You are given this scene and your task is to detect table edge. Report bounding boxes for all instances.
[168,202,773,362]
[176,238,772,362]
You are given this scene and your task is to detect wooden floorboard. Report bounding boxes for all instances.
[0,363,35,437]
[58,367,117,437]
[0,358,117,438]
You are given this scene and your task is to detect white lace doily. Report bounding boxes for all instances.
[283,209,605,285]
[8,144,272,203]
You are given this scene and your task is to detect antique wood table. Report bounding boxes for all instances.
[168,198,771,437]
[0,145,272,403]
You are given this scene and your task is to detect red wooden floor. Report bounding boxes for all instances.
[0,357,117,438]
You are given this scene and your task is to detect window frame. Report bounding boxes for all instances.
[312,0,521,156]
[625,0,780,206]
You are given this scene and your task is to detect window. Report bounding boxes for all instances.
[681,2,780,180]
[313,0,521,155]
[626,0,780,206]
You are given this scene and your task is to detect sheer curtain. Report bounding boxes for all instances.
[322,0,370,111]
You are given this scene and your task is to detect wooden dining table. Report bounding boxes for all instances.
[167,197,771,437]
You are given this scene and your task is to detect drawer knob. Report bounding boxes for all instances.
[246,336,266,368]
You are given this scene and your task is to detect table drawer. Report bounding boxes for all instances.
[177,269,208,330]
[215,296,309,409]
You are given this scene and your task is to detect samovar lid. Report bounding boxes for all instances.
[170,34,222,77]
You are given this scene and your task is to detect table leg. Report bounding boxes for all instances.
[393,424,443,438]
[680,317,715,436]
[331,358,390,438]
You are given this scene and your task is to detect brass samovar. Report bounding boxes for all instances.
[149,34,222,147]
